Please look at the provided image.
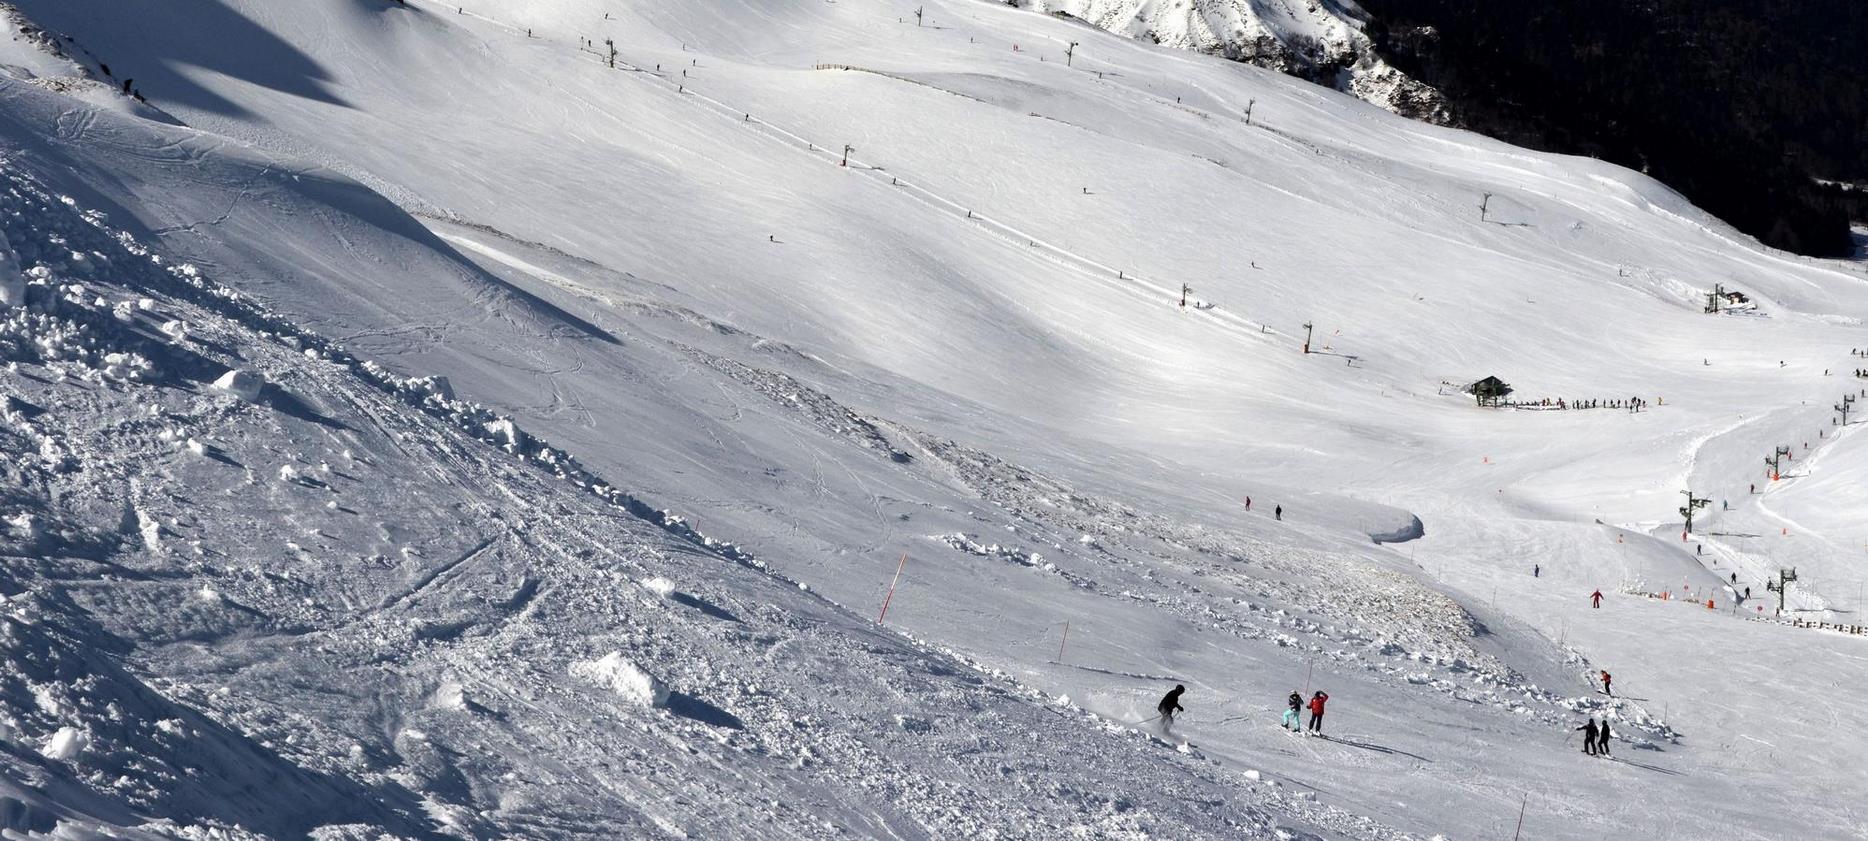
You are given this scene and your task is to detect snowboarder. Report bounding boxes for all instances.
[1577,718,1599,755]
[1590,589,1603,609]
[1600,670,1612,696]
[1731,572,1737,585]
[1596,720,1612,756]
[1244,496,1252,511]
[1275,505,1283,521]
[1282,691,1302,731]
[1534,564,1540,578]
[1157,684,1186,726]
[1306,691,1329,734]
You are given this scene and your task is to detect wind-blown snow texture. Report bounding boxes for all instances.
[0,1,1865,839]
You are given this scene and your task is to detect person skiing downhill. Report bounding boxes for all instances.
[1596,719,1612,756]
[1600,671,1612,696]
[1282,691,1303,731]
[1157,685,1186,726]
[1577,718,1599,755]
[1307,691,1329,734]
[1275,505,1283,521]
[1591,589,1603,608]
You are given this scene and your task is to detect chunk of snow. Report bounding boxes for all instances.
[160,320,188,342]
[569,652,669,709]
[431,681,468,711]
[8,513,40,543]
[0,270,26,307]
[40,726,89,761]
[31,685,62,716]
[212,369,263,401]
[0,235,22,306]
[639,577,677,598]
[485,417,525,448]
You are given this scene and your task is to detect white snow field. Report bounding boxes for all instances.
[1,0,1867,838]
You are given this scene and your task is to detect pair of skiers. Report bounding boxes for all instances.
[1576,717,1612,756]
[1286,690,1327,733]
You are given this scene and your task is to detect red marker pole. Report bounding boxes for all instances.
[877,552,908,623]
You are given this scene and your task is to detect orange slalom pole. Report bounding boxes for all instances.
[877,552,908,623]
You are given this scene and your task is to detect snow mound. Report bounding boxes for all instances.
[0,267,23,308]
[211,368,263,401]
[39,726,88,761]
[430,681,468,712]
[568,652,670,709]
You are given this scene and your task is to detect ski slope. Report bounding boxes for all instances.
[2,0,1867,838]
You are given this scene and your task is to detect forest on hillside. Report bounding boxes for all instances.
[1359,0,1867,256]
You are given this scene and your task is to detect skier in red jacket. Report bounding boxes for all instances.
[1306,691,1329,734]
[1590,589,1603,608]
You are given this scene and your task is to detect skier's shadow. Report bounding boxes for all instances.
[1329,737,1431,762]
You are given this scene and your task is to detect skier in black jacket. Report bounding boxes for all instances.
[1158,685,1186,725]
[1577,718,1599,755]
[1596,720,1612,756]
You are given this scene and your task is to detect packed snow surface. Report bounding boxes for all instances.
[0,0,1865,839]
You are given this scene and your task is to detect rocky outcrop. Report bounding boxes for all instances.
[1029,0,1449,121]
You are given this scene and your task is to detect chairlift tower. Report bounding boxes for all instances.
[1766,568,1799,616]
[1678,489,1710,534]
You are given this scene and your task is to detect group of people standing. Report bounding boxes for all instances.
[1535,396,1652,412]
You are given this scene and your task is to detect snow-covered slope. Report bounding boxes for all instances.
[0,105,1371,839]
[2,0,1867,838]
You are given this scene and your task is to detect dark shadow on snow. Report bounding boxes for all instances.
[1605,756,1683,776]
[1064,663,1180,682]
[668,591,740,622]
[666,692,744,730]
[12,0,353,119]
[1328,737,1432,762]
[262,385,354,431]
